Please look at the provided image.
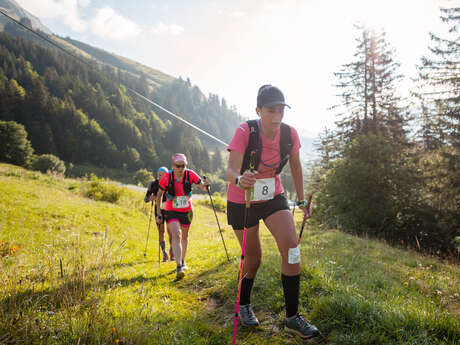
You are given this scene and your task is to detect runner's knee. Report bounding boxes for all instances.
[169,225,181,239]
[286,245,300,265]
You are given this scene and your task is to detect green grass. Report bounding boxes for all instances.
[0,163,459,344]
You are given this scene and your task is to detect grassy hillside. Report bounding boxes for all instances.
[61,36,175,89]
[0,163,459,345]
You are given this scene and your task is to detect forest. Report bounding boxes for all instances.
[0,18,241,187]
[307,8,459,257]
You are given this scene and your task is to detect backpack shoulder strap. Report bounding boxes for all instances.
[240,120,261,174]
[276,123,293,174]
[167,170,175,196]
[187,170,194,196]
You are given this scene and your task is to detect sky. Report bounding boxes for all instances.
[14,0,454,138]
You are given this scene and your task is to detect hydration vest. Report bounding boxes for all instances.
[166,169,192,199]
[240,120,293,174]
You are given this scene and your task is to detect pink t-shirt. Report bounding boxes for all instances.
[159,169,201,212]
[227,121,301,204]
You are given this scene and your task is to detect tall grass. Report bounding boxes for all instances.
[0,163,459,344]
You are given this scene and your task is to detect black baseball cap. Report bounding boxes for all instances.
[257,84,290,108]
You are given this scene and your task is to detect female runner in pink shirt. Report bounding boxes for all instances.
[226,85,320,340]
[156,153,209,280]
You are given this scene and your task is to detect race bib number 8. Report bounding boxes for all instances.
[173,196,189,208]
[250,178,275,201]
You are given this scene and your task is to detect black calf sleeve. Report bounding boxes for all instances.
[281,274,300,318]
[239,277,255,306]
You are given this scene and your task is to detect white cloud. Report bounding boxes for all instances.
[16,0,87,32]
[151,22,184,36]
[17,1,142,40]
[89,7,142,40]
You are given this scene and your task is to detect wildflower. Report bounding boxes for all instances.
[403,281,408,286]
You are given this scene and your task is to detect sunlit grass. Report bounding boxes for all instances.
[0,163,459,344]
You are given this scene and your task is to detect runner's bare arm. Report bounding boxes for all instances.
[227,150,257,189]
[288,151,306,212]
[156,189,164,216]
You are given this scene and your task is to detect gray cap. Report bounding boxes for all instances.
[257,84,290,108]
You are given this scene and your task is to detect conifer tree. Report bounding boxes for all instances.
[316,24,418,247]
[0,120,34,166]
[333,25,407,147]
[416,6,460,214]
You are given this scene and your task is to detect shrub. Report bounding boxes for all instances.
[198,192,226,212]
[133,168,152,187]
[84,174,124,203]
[0,120,34,167]
[31,154,66,175]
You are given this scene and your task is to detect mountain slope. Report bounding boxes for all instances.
[0,0,51,34]
[0,1,242,186]
[0,32,241,184]
[62,36,175,89]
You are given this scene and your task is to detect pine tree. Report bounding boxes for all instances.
[317,24,420,247]
[416,6,460,213]
[0,120,34,166]
[418,7,459,149]
[333,25,407,147]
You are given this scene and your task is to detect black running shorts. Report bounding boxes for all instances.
[165,210,193,227]
[227,194,289,230]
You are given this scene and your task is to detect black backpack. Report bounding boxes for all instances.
[146,179,167,202]
[166,169,192,197]
[240,120,293,174]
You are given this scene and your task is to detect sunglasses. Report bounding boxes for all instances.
[175,164,185,168]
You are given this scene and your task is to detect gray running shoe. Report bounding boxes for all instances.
[181,261,188,270]
[176,265,185,280]
[285,314,319,339]
[239,304,259,326]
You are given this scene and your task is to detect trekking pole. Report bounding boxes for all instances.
[297,194,313,245]
[157,221,161,266]
[143,201,154,257]
[203,176,230,262]
[232,151,255,345]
